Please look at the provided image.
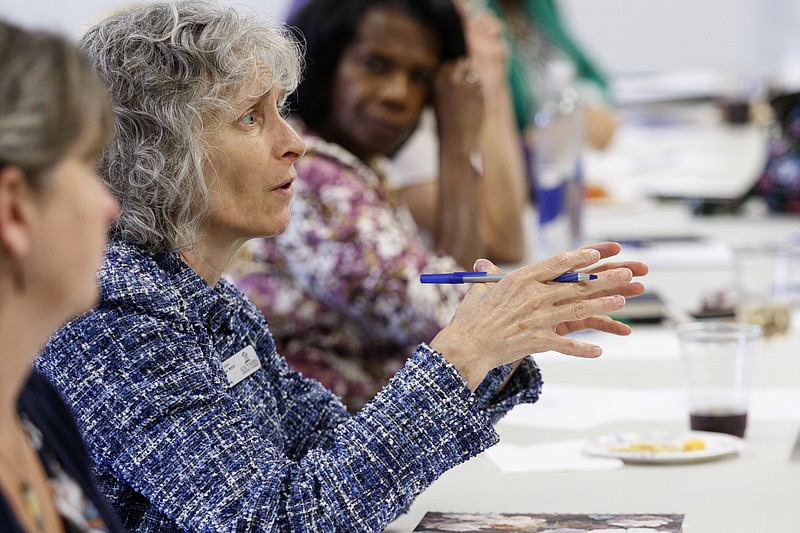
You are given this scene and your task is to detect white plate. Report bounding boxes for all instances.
[583,430,744,464]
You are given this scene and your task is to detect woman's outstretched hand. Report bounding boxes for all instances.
[429,242,648,390]
[554,241,647,336]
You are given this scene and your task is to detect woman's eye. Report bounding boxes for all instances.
[240,112,257,126]
[364,57,387,74]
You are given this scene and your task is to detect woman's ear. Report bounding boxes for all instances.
[0,165,34,258]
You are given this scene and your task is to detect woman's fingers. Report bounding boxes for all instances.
[543,266,632,305]
[541,333,604,358]
[551,294,626,326]
[586,260,649,277]
[500,243,642,287]
[620,281,646,298]
[567,273,644,301]
[458,258,503,306]
[579,241,622,259]
[473,258,500,275]
[521,247,602,284]
[556,314,633,337]
[432,245,648,388]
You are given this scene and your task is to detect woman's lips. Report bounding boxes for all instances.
[372,121,405,138]
[273,176,295,191]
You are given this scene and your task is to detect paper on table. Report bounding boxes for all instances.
[484,439,623,474]
[499,385,800,431]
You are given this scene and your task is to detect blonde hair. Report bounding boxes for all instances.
[0,19,113,186]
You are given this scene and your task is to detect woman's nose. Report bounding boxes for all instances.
[380,72,411,104]
[280,119,306,163]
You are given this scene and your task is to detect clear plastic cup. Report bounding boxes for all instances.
[677,321,762,438]
[733,243,800,338]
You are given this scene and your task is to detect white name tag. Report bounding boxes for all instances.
[222,345,262,387]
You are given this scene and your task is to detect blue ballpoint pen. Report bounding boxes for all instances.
[419,271,598,284]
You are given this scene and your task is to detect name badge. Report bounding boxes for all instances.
[222,345,262,387]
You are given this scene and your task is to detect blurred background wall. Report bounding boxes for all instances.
[562,0,800,91]
[4,0,799,92]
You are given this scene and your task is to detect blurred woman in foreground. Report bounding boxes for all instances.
[0,19,123,533]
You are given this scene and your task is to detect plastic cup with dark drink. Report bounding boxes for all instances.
[677,322,762,438]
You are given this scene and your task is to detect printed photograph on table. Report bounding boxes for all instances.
[413,512,684,532]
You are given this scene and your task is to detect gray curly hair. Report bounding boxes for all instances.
[80,0,303,253]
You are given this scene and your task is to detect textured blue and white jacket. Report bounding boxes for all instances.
[36,240,542,532]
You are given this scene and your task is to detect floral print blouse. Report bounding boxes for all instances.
[227,126,468,410]
[755,93,800,213]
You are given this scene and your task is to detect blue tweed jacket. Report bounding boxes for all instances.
[36,240,542,532]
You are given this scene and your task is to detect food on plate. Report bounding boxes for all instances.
[682,438,706,451]
[611,438,706,453]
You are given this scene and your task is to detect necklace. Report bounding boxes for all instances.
[0,416,45,532]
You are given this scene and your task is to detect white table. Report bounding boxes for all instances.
[388,196,800,532]
[387,322,800,533]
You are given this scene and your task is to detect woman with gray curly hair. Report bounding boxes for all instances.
[90,1,303,254]
[35,1,646,531]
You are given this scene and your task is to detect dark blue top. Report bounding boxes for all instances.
[36,240,542,532]
[0,371,126,532]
